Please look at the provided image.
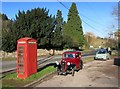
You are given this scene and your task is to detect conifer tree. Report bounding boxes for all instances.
[14,8,55,49]
[51,10,63,49]
[63,2,85,49]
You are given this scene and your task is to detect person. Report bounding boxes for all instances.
[108,47,112,55]
[106,48,108,53]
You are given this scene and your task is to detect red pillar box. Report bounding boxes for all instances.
[17,37,37,79]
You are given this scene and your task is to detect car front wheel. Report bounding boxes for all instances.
[56,68,60,75]
[72,68,75,76]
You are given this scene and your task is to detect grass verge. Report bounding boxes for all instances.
[2,57,16,61]
[111,50,120,56]
[81,50,91,53]
[2,66,55,87]
[83,57,94,63]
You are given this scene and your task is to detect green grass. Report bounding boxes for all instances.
[2,66,56,87]
[83,57,94,63]
[111,50,120,56]
[2,55,51,61]
[1,86,16,89]
[25,66,55,81]
[81,49,94,54]
[2,57,16,61]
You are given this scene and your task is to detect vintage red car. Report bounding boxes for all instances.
[55,51,83,76]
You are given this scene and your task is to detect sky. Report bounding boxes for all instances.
[1,2,118,38]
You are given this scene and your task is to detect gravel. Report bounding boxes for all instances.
[36,59,119,87]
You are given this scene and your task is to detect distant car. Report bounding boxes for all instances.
[94,49,110,60]
[54,51,83,76]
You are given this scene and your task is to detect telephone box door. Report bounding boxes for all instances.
[17,37,37,79]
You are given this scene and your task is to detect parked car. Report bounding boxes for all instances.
[54,51,83,76]
[94,48,110,60]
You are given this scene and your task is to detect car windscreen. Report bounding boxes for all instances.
[97,50,107,54]
[64,53,75,58]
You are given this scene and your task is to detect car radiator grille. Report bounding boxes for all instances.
[61,62,65,71]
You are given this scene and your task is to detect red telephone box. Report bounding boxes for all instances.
[17,37,37,79]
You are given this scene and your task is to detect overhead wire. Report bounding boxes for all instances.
[56,0,107,36]
[80,13,108,28]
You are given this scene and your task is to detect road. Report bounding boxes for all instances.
[0,55,94,72]
[0,50,96,73]
[1,56,52,72]
[36,59,119,87]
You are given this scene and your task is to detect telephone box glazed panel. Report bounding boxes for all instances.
[17,37,37,79]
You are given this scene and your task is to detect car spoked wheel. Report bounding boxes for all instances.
[75,66,79,72]
[57,71,60,75]
[56,68,60,75]
[72,67,75,76]
[63,72,67,76]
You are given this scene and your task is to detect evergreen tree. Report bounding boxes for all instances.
[1,8,56,52]
[2,14,8,20]
[63,2,85,49]
[14,8,55,49]
[1,14,16,52]
[2,28,16,52]
[51,10,63,49]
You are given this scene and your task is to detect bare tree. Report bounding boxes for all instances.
[112,3,120,50]
[112,5,118,20]
[84,32,96,47]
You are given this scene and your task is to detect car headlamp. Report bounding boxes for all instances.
[67,62,70,65]
[55,61,59,65]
